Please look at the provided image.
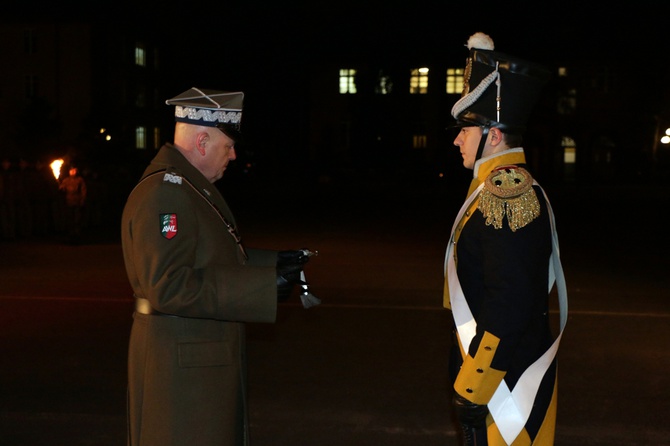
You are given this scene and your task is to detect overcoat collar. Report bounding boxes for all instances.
[145,143,235,223]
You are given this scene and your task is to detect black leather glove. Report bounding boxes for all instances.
[276,250,310,301]
[452,392,488,445]
[277,250,310,267]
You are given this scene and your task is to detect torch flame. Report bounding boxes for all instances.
[50,159,64,180]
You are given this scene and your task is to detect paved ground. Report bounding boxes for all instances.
[0,177,668,445]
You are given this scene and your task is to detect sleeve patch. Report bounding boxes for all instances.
[160,213,178,239]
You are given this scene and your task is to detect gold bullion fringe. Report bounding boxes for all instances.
[478,188,540,232]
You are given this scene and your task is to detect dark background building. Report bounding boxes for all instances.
[1,2,668,236]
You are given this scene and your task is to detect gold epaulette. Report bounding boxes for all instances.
[478,165,540,232]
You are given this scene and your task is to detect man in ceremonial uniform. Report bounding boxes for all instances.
[443,33,568,445]
[121,88,317,446]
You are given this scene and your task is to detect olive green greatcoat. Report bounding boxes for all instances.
[121,144,278,446]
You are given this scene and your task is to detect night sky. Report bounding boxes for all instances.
[165,2,665,75]
[4,1,668,158]
[183,2,664,64]
[7,1,666,70]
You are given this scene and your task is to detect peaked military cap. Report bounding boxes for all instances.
[166,87,244,141]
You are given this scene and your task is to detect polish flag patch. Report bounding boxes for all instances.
[160,213,178,239]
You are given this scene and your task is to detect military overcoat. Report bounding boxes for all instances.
[121,144,278,446]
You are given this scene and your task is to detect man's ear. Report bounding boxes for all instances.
[490,127,503,146]
[195,131,209,156]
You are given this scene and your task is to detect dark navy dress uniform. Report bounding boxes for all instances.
[446,150,559,445]
[444,32,567,445]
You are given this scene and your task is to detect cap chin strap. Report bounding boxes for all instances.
[475,126,490,163]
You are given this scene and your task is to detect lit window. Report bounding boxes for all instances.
[135,43,146,67]
[135,126,146,149]
[376,70,392,94]
[558,67,568,77]
[410,67,429,94]
[446,68,464,94]
[413,134,427,148]
[561,136,576,164]
[339,69,357,94]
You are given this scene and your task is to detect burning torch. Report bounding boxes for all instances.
[50,159,64,181]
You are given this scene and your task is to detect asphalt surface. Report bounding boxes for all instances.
[0,177,668,446]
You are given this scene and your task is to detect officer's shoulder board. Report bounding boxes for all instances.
[477,164,541,232]
[162,168,183,186]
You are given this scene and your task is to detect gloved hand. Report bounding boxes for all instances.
[276,250,311,301]
[277,250,311,267]
[452,392,488,445]
[453,392,488,428]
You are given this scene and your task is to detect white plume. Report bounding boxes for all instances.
[467,32,495,50]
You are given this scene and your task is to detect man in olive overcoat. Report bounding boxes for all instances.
[121,88,310,445]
